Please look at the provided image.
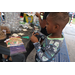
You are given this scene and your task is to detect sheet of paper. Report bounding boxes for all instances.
[10,44,26,56]
[5,37,24,47]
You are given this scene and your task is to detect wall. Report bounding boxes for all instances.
[4,12,20,31]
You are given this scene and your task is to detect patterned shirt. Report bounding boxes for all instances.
[33,34,64,62]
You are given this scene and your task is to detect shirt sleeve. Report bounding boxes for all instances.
[33,41,60,62]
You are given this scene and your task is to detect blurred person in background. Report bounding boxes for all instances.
[36,12,50,36]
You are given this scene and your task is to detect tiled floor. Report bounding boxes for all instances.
[26,49,36,62]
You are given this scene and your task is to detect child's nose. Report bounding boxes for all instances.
[46,25,47,27]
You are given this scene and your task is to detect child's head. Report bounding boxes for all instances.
[46,12,69,35]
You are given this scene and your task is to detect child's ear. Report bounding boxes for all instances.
[54,25,60,30]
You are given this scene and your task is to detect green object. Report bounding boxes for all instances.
[22,36,29,39]
[19,22,25,24]
[69,17,75,24]
[38,26,40,29]
[51,54,54,57]
[14,41,16,44]
[24,16,26,23]
[26,14,29,16]
[32,21,34,24]
[8,42,10,45]
[43,43,45,47]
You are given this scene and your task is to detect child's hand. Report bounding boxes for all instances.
[35,12,40,17]
[31,34,39,43]
[32,32,39,36]
[30,32,39,43]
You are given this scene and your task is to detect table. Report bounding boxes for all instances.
[0,28,33,62]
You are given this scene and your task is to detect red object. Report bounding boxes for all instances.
[70,13,74,26]
[20,16,23,18]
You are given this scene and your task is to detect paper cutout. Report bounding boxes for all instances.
[12,33,18,37]
[5,37,23,47]
[22,36,29,39]
[22,29,27,31]
[18,33,24,36]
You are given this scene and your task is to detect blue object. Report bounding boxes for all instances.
[28,17,31,24]
[54,37,70,62]
[0,18,1,22]
[37,49,40,52]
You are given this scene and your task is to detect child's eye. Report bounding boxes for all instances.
[46,22,48,25]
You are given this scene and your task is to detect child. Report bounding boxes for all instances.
[31,12,69,62]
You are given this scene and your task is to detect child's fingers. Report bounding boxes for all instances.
[32,33,36,36]
[32,32,34,35]
[35,33,39,35]
[32,32,39,36]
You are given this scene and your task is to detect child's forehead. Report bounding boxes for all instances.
[46,15,50,20]
[46,15,52,21]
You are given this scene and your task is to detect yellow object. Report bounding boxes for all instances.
[26,16,33,23]
[23,13,33,23]
[24,13,26,17]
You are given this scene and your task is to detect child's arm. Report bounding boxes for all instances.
[33,39,61,62]
[31,34,61,62]
[35,12,46,28]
